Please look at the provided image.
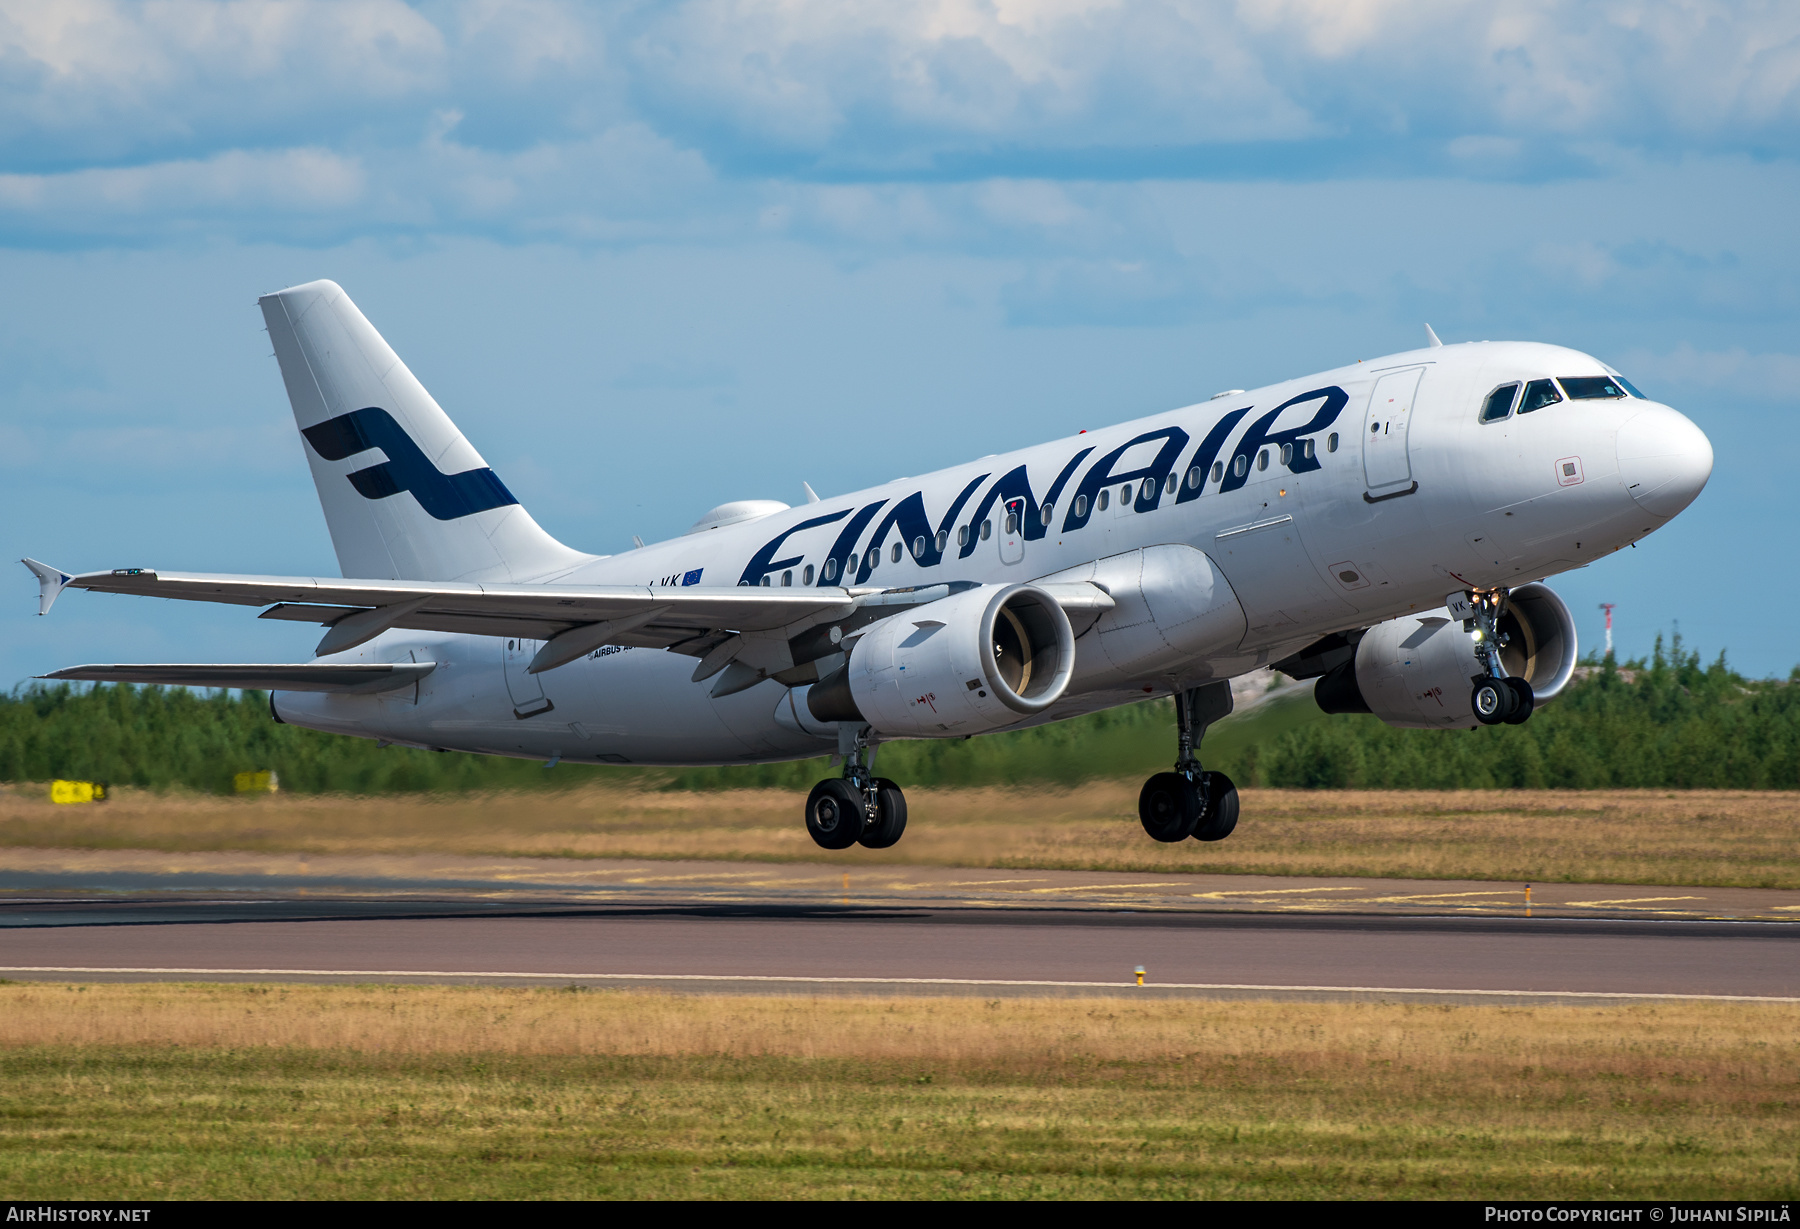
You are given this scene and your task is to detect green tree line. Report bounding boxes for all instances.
[1,635,1793,794]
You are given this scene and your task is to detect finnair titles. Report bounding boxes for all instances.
[27,282,1713,849]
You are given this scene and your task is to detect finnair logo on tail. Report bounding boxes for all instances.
[302,407,518,522]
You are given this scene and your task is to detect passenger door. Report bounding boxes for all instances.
[1363,367,1424,498]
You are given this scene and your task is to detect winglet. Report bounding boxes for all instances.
[21,558,73,616]
[1425,323,1444,348]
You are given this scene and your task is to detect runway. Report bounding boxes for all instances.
[2,896,1795,1004]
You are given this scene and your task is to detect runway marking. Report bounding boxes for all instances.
[1028,882,1190,894]
[1346,891,1519,903]
[1564,896,1706,907]
[1189,886,1362,897]
[1,967,1794,1004]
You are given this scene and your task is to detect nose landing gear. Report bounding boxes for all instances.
[1138,681,1240,843]
[1464,589,1535,726]
[804,726,908,851]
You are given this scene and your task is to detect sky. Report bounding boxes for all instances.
[2,0,1797,684]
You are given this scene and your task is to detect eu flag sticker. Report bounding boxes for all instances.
[682,569,704,586]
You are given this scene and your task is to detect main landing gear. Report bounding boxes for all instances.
[1464,588,1534,727]
[1139,681,1240,843]
[804,727,907,851]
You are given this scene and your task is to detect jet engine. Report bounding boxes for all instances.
[1310,582,1578,729]
[804,583,1075,737]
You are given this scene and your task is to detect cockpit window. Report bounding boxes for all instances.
[1517,378,1563,415]
[1559,376,1629,400]
[1613,374,1647,399]
[1480,382,1519,423]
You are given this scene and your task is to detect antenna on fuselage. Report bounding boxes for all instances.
[1424,323,1444,348]
[802,482,821,504]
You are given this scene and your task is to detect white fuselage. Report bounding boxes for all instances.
[273,340,1707,764]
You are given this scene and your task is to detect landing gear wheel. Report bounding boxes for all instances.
[1192,770,1239,842]
[805,779,866,850]
[1502,677,1535,725]
[1471,678,1515,726]
[1139,772,1199,842]
[858,778,908,849]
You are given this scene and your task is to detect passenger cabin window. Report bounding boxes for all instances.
[1280,443,1293,466]
[1232,455,1247,478]
[1559,376,1629,400]
[1098,489,1110,511]
[980,519,992,540]
[891,542,903,563]
[823,558,839,581]
[1075,493,1089,517]
[781,570,792,586]
[1039,504,1053,526]
[1481,382,1519,423]
[957,525,970,547]
[935,529,948,553]
[1327,432,1338,453]
[1165,472,1178,495]
[1518,379,1563,414]
[1186,466,1202,490]
[803,564,815,585]
[1211,461,1223,482]
[1257,449,1269,471]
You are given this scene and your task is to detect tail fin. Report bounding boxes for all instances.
[259,279,592,582]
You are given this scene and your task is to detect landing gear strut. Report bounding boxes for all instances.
[1139,681,1240,843]
[804,726,907,851]
[1464,589,1534,726]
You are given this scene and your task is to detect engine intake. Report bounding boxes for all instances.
[806,584,1075,736]
[1315,582,1578,729]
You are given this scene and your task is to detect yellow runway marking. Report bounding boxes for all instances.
[1565,896,1706,907]
[1029,882,1190,894]
[1189,886,1363,899]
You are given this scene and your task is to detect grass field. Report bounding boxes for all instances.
[0,982,1793,1199]
[4,784,1799,888]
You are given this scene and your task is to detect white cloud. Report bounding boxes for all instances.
[0,147,366,219]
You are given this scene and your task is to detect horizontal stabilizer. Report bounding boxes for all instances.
[39,662,436,694]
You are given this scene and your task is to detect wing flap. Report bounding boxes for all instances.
[39,662,437,694]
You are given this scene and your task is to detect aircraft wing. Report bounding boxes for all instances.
[39,662,436,694]
[26,563,859,655]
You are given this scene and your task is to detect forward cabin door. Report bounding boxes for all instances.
[502,637,554,718]
[1362,367,1424,499]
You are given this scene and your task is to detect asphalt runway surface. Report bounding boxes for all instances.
[2,897,1795,1003]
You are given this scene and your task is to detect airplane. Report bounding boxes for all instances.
[24,282,1713,850]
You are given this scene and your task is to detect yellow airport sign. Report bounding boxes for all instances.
[50,780,107,804]
[233,770,279,794]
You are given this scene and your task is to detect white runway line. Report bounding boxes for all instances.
[0,966,1795,1003]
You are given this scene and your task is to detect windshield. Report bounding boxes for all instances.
[1559,376,1630,400]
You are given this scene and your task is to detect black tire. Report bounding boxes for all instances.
[859,778,908,849]
[805,779,866,850]
[1503,677,1535,725]
[1193,770,1239,842]
[1471,678,1512,726]
[1139,772,1199,842]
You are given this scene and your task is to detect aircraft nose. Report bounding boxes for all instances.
[1616,404,1712,520]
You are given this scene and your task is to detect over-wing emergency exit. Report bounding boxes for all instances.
[27,280,1712,850]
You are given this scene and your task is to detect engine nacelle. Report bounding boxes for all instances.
[806,583,1075,737]
[1317,582,1579,729]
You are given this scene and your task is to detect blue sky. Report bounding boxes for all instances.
[3,0,1797,682]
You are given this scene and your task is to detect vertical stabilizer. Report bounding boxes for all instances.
[259,280,592,582]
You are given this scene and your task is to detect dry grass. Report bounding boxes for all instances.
[0,982,1794,1199]
[4,784,1800,887]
